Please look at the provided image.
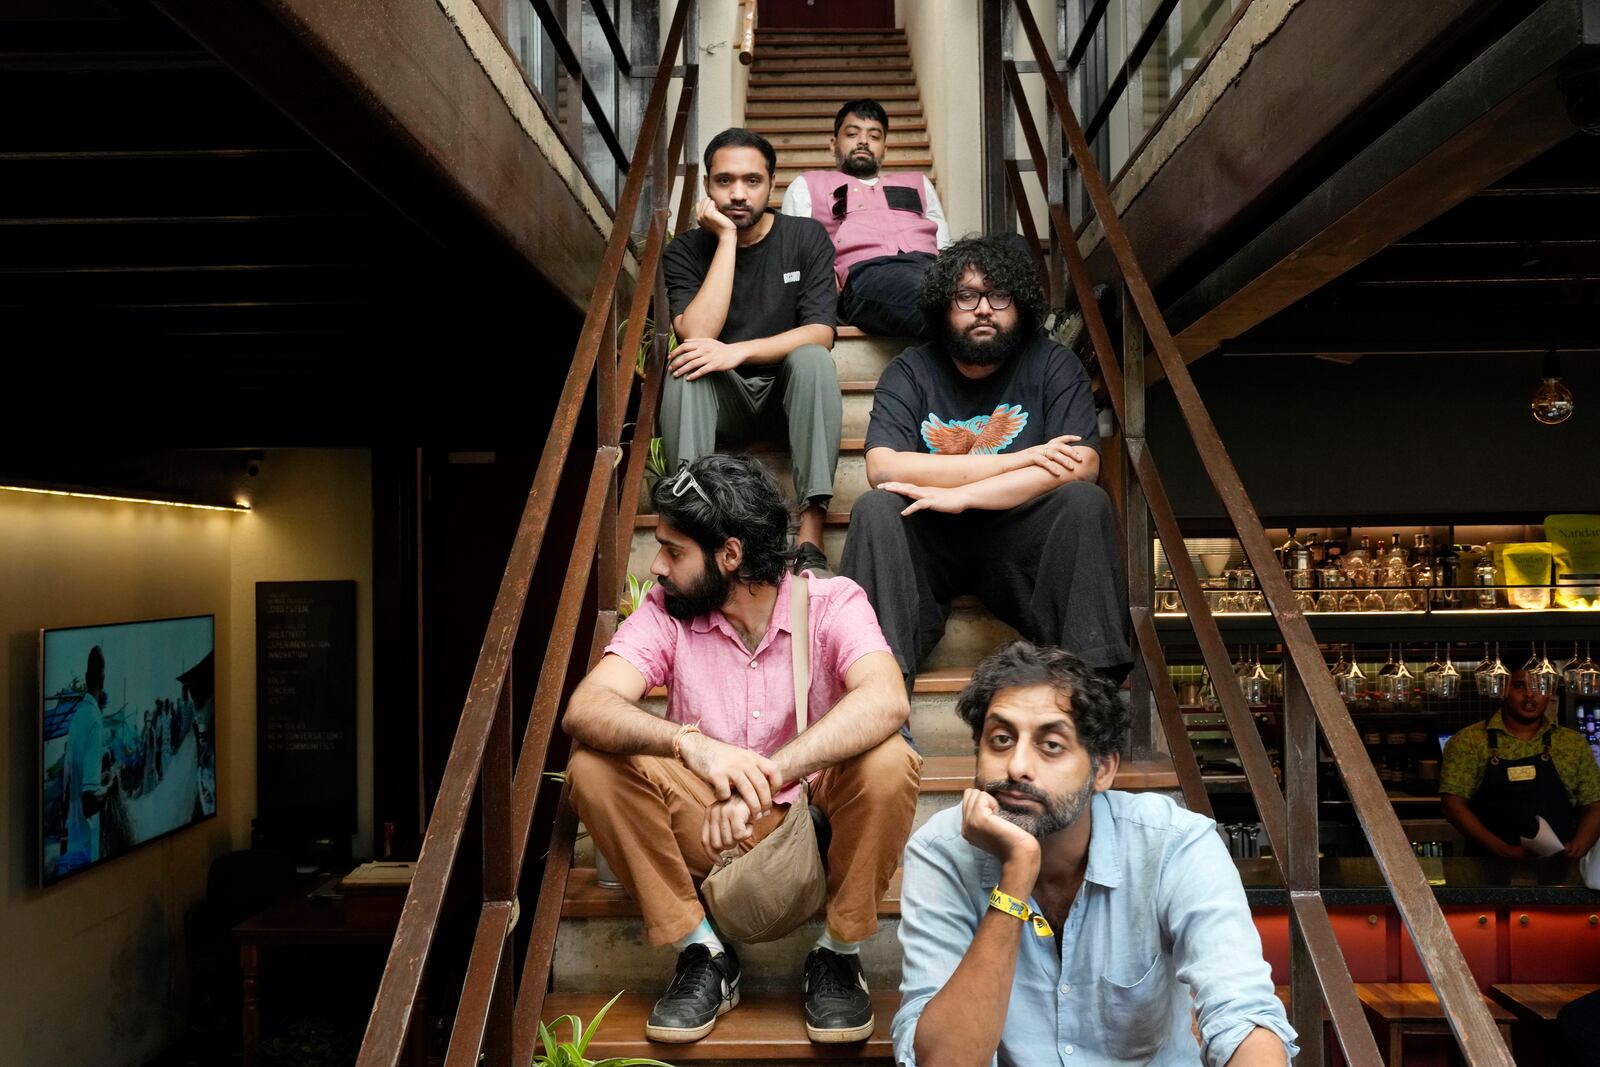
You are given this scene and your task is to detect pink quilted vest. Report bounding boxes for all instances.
[800,170,940,288]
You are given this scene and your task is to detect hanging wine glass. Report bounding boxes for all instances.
[1422,644,1445,695]
[1520,644,1541,677]
[1476,642,1510,698]
[1561,643,1583,690]
[1330,646,1349,684]
[1388,653,1416,705]
[1242,657,1271,706]
[1438,643,1461,699]
[1201,668,1220,711]
[1578,643,1600,698]
[1337,646,1368,703]
[1530,643,1560,697]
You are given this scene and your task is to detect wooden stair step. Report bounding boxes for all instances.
[748,117,927,133]
[755,50,911,63]
[757,28,907,39]
[751,73,916,86]
[563,867,904,919]
[764,135,930,151]
[746,102,924,118]
[749,88,921,102]
[539,992,898,1060]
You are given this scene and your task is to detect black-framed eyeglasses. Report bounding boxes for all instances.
[953,288,1013,312]
[667,461,713,508]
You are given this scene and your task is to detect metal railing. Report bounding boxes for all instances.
[353,3,698,1065]
[1000,2,1515,1064]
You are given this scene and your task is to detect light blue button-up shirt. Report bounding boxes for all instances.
[893,790,1297,1066]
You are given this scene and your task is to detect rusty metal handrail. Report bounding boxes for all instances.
[1004,3,1513,1065]
[353,5,697,1067]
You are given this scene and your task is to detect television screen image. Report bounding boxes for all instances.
[41,615,217,885]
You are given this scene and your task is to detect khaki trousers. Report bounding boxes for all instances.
[568,733,921,946]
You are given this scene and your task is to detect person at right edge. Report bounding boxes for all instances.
[1440,666,1600,859]
[839,234,1133,690]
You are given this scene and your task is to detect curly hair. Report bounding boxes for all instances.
[650,453,798,585]
[954,641,1128,767]
[918,234,1047,332]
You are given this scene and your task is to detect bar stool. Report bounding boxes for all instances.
[1355,983,1514,1066]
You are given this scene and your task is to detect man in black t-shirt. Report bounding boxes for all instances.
[662,128,841,574]
[839,235,1132,686]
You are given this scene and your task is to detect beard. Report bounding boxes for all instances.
[938,315,1028,368]
[720,199,766,231]
[979,772,1096,839]
[836,148,880,178]
[659,551,731,621]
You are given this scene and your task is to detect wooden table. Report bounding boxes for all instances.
[233,888,424,1067]
[1487,984,1598,1064]
[1354,983,1514,1066]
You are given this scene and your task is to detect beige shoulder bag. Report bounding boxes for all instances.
[699,576,827,943]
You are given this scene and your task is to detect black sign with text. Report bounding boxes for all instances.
[256,580,356,835]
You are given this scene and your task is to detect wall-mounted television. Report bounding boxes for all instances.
[40,615,217,885]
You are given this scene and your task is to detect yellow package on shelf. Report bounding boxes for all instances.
[1495,542,1554,610]
[1547,514,1600,609]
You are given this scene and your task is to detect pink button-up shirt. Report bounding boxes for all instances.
[604,571,892,802]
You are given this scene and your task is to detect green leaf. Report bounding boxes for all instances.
[537,1021,559,1065]
[577,991,625,1054]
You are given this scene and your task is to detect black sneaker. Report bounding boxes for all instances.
[792,542,833,579]
[803,947,875,1043]
[644,943,740,1043]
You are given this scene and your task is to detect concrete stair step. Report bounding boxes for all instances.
[539,991,898,1061]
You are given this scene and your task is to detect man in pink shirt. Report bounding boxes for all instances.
[564,454,920,1046]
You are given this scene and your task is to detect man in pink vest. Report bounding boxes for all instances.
[781,99,949,338]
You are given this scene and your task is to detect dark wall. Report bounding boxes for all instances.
[1144,353,1600,526]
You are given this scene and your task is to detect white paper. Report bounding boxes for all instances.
[1519,816,1566,858]
[1582,845,1600,890]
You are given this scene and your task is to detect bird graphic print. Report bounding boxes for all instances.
[920,404,1029,455]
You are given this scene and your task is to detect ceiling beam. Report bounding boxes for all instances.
[1165,0,1595,361]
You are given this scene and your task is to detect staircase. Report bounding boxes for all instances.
[357,7,1515,1067]
[738,27,934,207]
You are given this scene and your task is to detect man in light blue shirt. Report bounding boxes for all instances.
[893,641,1295,1066]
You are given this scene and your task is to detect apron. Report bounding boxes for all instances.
[1465,727,1576,855]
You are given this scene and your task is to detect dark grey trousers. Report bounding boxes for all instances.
[840,483,1133,682]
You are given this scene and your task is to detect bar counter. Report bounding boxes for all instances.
[1238,856,1600,905]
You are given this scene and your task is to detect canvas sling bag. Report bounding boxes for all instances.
[699,576,827,943]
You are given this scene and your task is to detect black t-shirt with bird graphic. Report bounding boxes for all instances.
[864,329,1100,460]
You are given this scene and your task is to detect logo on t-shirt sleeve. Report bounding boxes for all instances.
[920,404,1029,454]
[783,271,801,283]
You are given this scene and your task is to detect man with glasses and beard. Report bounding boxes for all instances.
[781,98,949,338]
[893,641,1295,1066]
[563,454,920,1045]
[840,234,1132,690]
[662,128,842,577]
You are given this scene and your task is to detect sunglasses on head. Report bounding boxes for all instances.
[667,461,714,509]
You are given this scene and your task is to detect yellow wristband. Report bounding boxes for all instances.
[988,887,1052,937]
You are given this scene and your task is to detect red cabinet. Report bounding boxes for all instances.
[1508,907,1600,982]
[1400,908,1498,989]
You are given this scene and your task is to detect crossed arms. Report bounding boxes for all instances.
[865,438,1100,515]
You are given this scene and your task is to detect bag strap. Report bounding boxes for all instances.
[791,575,810,736]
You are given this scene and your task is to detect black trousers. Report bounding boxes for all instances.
[840,483,1133,683]
[839,252,936,338]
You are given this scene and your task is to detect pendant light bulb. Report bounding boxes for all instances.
[1532,350,1575,425]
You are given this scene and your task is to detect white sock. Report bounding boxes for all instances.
[816,926,860,956]
[673,918,724,957]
